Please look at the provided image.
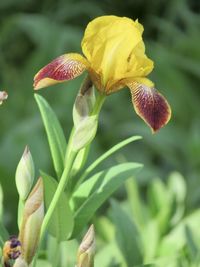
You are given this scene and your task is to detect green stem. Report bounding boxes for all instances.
[64,92,105,172]
[91,93,106,116]
[32,150,77,267]
[64,127,75,166]
[66,93,106,193]
[33,91,106,266]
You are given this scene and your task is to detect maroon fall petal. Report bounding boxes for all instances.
[128,82,171,132]
[33,53,88,90]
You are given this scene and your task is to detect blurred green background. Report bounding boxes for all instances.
[0,0,200,241]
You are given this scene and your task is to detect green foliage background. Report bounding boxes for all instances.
[0,0,200,258]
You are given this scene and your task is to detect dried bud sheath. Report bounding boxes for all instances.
[76,225,95,267]
[19,178,44,265]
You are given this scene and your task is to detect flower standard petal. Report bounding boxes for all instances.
[33,53,89,90]
[127,82,171,132]
[81,16,143,91]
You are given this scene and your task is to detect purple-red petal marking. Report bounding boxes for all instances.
[34,54,88,90]
[129,82,171,132]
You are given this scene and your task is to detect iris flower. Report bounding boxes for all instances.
[34,15,171,132]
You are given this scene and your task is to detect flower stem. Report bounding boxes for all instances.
[33,91,105,266]
[32,150,77,267]
[92,93,106,116]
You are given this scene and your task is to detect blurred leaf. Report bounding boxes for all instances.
[95,241,124,267]
[0,184,3,219]
[168,172,186,203]
[59,239,78,267]
[94,216,115,242]
[46,236,60,267]
[0,222,9,247]
[71,162,142,237]
[36,259,52,267]
[184,225,198,261]
[42,172,74,241]
[111,199,143,266]
[136,265,157,267]
[159,210,200,256]
[142,220,159,262]
[168,172,186,225]
[148,178,172,234]
[125,178,146,228]
[35,94,67,178]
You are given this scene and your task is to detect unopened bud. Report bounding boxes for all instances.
[72,115,98,151]
[15,146,35,200]
[73,76,96,127]
[0,91,8,105]
[13,257,28,267]
[19,178,44,264]
[76,225,95,267]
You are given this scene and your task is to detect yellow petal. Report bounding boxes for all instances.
[134,19,144,34]
[130,77,154,88]
[127,81,171,132]
[81,16,143,90]
[125,41,154,78]
[34,53,89,90]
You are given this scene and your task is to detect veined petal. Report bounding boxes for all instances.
[127,82,171,132]
[34,53,88,90]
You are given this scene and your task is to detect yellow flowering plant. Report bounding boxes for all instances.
[34,15,171,132]
[1,15,172,267]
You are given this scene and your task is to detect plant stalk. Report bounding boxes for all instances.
[32,150,77,267]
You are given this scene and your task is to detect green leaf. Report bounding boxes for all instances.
[0,221,9,245]
[35,94,67,178]
[159,210,200,256]
[125,178,146,228]
[136,265,157,267]
[148,178,172,234]
[79,135,142,185]
[142,220,159,262]
[71,162,142,238]
[111,199,143,266]
[168,172,186,225]
[42,172,74,241]
[95,241,124,267]
[36,259,52,267]
[0,183,3,219]
[184,225,198,260]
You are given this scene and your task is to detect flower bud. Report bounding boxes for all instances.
[73,76,96,127]
[13,257,28,267]
[19,178,44,265]
[0,91,8,105]
[15,146,35,200]
[72,115,98,151]
[76,225,95,267]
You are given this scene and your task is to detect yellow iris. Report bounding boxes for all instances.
[81,16,154,93]
[34,15,171,132]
